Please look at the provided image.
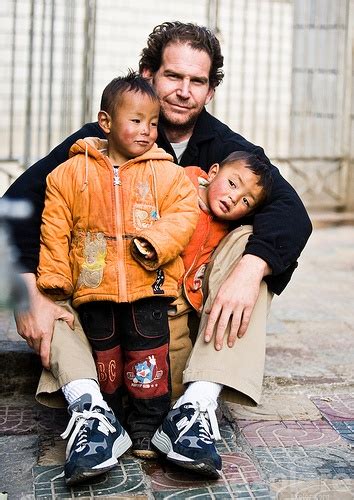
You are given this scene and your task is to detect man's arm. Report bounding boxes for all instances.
[4,122,102,272]
[4,122,102,361]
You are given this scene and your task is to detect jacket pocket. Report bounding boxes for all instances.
[132,298,169,339]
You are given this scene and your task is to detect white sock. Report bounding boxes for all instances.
[175,381,223,409]
[61,378,110,411]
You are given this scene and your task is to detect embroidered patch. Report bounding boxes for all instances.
[152,268,165,294]
[133,203,157,229]
[125,346,169,398]
[77,232,107,288]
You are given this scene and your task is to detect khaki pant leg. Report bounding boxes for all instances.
[36,300,98,408]
[183,225,273,404]
[168,292,194,400]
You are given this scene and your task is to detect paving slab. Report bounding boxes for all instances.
[270,478,354,500]
[0,435,37,499]
[252,446,354,481]
[33,459,147,499]
[226,394,322,421]
[0,403,67,436]
[237,420,346,448]
[311,394,354,422]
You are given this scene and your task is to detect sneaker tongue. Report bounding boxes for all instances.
[69,393,93,413]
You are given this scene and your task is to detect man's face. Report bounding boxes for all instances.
[206,161,264,221]
[143,43,214,137]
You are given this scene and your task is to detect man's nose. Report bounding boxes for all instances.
[176,79,190,98]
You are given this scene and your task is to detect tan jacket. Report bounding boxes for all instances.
[37,138,199,307]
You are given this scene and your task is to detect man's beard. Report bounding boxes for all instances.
[159,107,199,137]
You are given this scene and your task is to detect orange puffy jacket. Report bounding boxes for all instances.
[37,138,199,307]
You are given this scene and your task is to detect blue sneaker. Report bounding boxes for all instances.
[61,394,132,485]
[151,400,222,478]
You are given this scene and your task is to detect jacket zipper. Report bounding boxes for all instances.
[113,165,127,300]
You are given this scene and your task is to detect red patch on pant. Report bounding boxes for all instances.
[125,345,169,399]
[94,346,123,394]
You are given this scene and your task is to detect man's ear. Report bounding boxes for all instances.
[205,87,215,106]
[98,110,111,134]
[208,163,219,181]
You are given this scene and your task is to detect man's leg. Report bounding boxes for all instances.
[168,291,194,399]
[35,300,98,408]
[152,226,272,477]
[183,225,272,404]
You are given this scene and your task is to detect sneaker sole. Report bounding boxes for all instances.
[151,429,221,479]
[168,456,222,479]
[66,431,132,485]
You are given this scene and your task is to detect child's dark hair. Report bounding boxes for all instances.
[100,70,159,117]
[220,151,273,202]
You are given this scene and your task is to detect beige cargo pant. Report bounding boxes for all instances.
[36,225,272,408]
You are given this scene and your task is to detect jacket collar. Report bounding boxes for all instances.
[157,108,214,164]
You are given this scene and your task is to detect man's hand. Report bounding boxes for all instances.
[14,273,74,369]
[204,255,271,350]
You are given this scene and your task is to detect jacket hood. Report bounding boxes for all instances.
[69,138,174,164]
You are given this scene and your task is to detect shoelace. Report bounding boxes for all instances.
[61,409,116,459]
[174,400,221,444]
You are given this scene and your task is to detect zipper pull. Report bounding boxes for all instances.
[113,166,121,186]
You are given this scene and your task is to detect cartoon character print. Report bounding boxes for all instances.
[77,232,107,288]
[127,355,163,388]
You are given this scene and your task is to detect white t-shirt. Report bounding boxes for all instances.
[170,139,189,163]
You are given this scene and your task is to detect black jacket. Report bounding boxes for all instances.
[4,108,312,294]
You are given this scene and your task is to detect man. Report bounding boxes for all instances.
[5,21,312,481]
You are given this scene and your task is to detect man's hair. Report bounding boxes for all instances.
[100,70,159,117]
[139,21,224,89]
[220,151,273,202]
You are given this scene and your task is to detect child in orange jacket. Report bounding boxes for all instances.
[37,71,199,484]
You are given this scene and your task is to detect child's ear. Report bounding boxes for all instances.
[98,110,111,134]
[207,163,220,181]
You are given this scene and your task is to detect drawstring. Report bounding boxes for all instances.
[149,161,160,220]
[81,142,89,191]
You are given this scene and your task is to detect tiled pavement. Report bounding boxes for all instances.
[0,225,353,499]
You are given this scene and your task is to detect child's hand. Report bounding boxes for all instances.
[133,238,157,260]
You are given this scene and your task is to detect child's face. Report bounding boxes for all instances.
[205,161,264,221]
[106,91,159,162]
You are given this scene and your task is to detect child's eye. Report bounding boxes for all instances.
[151,122,158,127]
[228,179,236,188]
[131,119,140,123]
[243,197,250,207]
